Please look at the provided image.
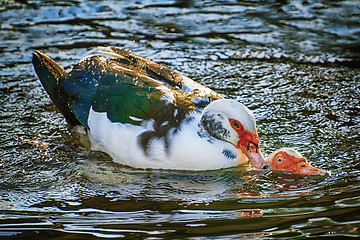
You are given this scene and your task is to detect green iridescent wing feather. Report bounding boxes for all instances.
[35,48,222,129]
[92,82,167,125]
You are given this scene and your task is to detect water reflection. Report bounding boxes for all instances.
[0,0,360,238]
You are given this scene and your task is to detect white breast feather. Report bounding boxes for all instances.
[88,108,243,170]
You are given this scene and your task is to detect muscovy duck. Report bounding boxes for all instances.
[33,47,268,170]
[267,148,326,175]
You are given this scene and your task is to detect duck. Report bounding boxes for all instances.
[267,147,326,175]
[32,47,268,171]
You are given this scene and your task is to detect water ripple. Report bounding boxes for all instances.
[1,0,360,238]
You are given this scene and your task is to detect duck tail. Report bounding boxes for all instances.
[32,51,81,127]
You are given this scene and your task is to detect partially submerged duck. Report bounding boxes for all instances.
[33,47,268,171]
[267,147,326,175]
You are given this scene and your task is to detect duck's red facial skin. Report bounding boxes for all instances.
[229,118,259,147]
[269,151,326,176]
[229,118,268,170]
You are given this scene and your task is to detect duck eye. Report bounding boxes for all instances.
[232,120,240,129]
[277,156,283,163]
[229,118,243,131]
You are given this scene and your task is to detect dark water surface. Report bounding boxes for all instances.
[1,0,360,239]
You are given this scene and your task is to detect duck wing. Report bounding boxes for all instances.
[54,48,221,129]
[98,47,222,106]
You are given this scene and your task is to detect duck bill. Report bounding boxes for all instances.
[295,164,327,176]
[240,145,268,170]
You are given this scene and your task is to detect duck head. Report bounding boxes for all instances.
[201,99,268,170]
[267,147,326,175]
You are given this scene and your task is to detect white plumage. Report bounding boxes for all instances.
[88,99,253,170]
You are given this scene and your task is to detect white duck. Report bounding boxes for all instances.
[33,47,268,170]
[267,148,326,175]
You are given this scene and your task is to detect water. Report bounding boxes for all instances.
[1,0,360,239]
